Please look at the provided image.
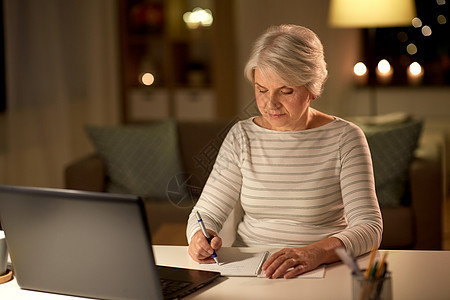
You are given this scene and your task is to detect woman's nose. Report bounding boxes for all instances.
[267,94,280,108]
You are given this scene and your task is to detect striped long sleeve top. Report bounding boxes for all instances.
[187,117,383,256]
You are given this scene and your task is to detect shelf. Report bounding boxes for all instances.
[127,88,170,121]
[174,88,216,121]
[118,0,237,122]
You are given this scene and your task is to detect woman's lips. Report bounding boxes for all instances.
[268,113,285,118]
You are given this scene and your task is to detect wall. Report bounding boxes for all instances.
[1,0,121,188]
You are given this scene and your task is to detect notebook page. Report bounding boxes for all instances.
[187,248,269,276]
[187,248,325,278]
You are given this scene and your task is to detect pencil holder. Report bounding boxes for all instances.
[352,271,392,300]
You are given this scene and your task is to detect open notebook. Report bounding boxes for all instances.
[187,247,325,278]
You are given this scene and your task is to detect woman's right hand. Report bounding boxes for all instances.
[188,229,222,264]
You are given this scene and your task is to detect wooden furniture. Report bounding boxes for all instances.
[1,247,450,299]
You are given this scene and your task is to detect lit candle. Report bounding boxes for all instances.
[353,62,368,85]
[407,62,424,85]
[376,59,393,84]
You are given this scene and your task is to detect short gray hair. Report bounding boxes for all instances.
[244,24,328,97]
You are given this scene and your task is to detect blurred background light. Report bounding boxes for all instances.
[412,17,422,28]
[409,62,422,76]
[353,62,367,76]
[407,62,424,84]
[407,43,418,55]
[140,72,155,86]
[437,15,447,25]
[377,59,391,74]
[421,25,432,36]
[183,7,213,29]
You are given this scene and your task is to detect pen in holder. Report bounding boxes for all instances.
[352,270,392,300]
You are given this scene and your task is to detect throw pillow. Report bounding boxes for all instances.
[359,120,423,207]
[85,120,184,200]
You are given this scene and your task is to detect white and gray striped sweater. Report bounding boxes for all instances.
[187,117,383,256]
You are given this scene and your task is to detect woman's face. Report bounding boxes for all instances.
[254,69,314,131]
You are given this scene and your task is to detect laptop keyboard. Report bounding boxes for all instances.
[160,278,191,296]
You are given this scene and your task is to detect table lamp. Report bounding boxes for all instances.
[328,0,417,115]
[329,0,416,28]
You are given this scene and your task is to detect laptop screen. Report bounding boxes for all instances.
[0,185,164,299]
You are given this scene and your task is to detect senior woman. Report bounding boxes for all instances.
[186,24,382,279]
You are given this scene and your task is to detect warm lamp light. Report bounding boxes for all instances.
[409,62,422,76]
[140,72,155,86]
[353,62,368,85]
[376,59,393,84]
[329,0,417,28]
[353,62,367,76]
[377,59,391,74]
[407,62,424,85]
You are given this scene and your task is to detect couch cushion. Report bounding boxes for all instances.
[359,120,423,206]
[86,120,184,200]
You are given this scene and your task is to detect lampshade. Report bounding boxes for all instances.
[329,0,417,28]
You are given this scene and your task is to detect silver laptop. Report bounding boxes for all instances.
[0,184,219,299]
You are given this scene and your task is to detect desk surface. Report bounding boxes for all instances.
[1,246,450,300]
[155,246,450,300]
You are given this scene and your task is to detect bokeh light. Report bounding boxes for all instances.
[407,43,418,55]
[140,72,155,86]
[353,62,367,76]
[409,62,422,76]
[377,59,391,74]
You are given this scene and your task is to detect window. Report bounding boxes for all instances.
[365,0,449,85]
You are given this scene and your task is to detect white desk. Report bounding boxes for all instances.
[1,247,450,299]
[155,246,450,300]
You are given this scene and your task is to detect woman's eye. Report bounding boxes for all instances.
[281,89,293,95]
[258,89,268,94]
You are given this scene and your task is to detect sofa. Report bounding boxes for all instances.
[65,118,445,249]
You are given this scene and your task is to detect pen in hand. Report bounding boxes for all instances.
[195,211,219,265]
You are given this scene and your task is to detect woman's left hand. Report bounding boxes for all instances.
[261,245,324,279]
